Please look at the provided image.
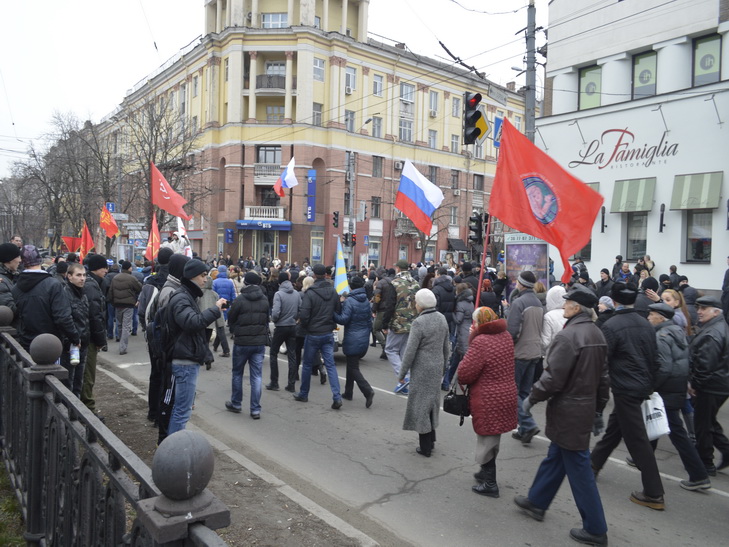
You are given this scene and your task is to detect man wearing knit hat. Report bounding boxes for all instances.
[506,270,544,444]
[595,268,614,299]
[109,261,142,355]
[81,254,109,416]
[591,282,664,510]
[0,242,21,316]
[166,259,224,435]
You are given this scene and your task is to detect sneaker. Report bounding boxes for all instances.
[250,413,260,420]
[394,379,410,394]
[265,383,280,391]
[513,495,545,521]
[521,427,540,444]
[629,491,665,511]
[680,478,711,491]
[569,528,608,546]
[331,399,343,410]
[225,401,242,413]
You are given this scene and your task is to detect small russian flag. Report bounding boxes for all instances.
[273,157,299,197]
[395,160,445,235]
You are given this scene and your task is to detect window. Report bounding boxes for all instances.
[428,130,437,149]
[632,51,657,98]
[193,76,199,97]
[345,110,355,132]
[372,156,383,178]
[371,116,382,138]
[371,196,381,218]
[451,170,459,189]
[345,67,357,89]
[311,230,324,262]
[473,174,484,191]
[450,206,458,225]
[400,83,415,103]
[579,65,601,110]
[693,35,721,86]
[399,245,408,261]
[368,240,380,266]
[399,119,413,142]
[429,90,438,112]
[514,115,522,131]
[626,211,647,261]
[266,62,285,76]
[312,103,323,126]
[224,58,229,81]
[180,84,186,114]
[344,192,351,215]
[192,116,198,134]
[452,97,461,117]
[262,13,288,28]
[373,74,383,96]
[686,210,712,262]
[428,166,438,184]
[474,141,484,159]
[313,58,325,81]
[266,105,285,123]
[257,145,281,164]
[314,16,321,29]
[451,134,459,153]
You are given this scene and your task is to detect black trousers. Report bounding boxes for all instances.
[591,393,664,497]
[343,353,372,399]
[419,430,436,453]
[213,325,230,354]
[694,392,729,467]
[270,325,297,387]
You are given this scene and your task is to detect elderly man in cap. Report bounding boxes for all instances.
[590,282,664,510]
[0,242,21,316]
[689,295,729,476]
[515,285,609,546]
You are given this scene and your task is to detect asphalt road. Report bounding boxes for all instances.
[99,332,729,546]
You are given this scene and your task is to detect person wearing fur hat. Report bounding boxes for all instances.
[0,242,21,317]
[166,259,224,435]
[591,282,664,510]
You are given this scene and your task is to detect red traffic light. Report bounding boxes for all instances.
[466,93,482,108]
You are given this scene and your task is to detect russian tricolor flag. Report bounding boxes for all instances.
[273,157,299,197]
[395,160,445,235]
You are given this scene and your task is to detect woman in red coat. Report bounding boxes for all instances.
[457,306,517,498]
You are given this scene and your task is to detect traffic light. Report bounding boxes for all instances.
[468,211,483,246]
[351,233,357,247]
[343,233,350,246]
[463,92,483,145]
[333,211,340,228]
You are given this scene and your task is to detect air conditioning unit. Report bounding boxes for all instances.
[453,189,461,196]
[429,109,438,118]
[394,161,403,170]
[415,240,422,249]
[345,86,353,95]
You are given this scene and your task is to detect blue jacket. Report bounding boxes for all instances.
[212,271,237,303]
[334,288,372,356]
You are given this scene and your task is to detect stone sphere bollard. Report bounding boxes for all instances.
[0,305,13,327]
[152,430,214,501]
[29,333,63,365]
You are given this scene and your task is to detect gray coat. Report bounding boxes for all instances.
[399,308,451,434]
[272,280,301,326]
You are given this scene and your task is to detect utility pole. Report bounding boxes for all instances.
[525,0,537,143]
[348,152,356,265]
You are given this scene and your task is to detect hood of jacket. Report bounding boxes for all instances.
[15,270,51,292]
[457,288,474,303]
[655,320,688,350]
[433,275,454,292]
[545,285,566,312]
[278,280,294,293]
[241,284,266,301]
[348,287,368,302]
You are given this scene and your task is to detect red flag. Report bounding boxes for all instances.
[61,236,81,252]
[490,119,604,284]
[78,221,95,262]
[150,161,192,220]
[100,204,119,239]
[144,215,161,262]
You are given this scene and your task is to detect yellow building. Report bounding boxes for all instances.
[111,0,527,267]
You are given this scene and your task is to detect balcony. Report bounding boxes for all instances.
[243,206,285,221]
[254,163,280,185]
[395,217,419,236]
[250,75,297,96]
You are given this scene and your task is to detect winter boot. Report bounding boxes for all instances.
[472,458,499,498]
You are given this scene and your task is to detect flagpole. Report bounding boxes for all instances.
[476,213,492,307]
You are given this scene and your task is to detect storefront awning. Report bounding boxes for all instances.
[610,178,656,213]
[447,238,469,252]
[236,220,292,231]
[670,172,723,210]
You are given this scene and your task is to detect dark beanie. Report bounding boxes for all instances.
[56,261,69,275]
[0,243,21,263]
[278,271,290,284]
[20,245,42,268]
[121,260,132,271]
[244,271,261,285]
[642,277,659,292]
[313,264,326,276]
[518,270,536,288]
[183,259,208,280]
[168,254,191,279]
[461,262,473,273]
[579,270,590,281]
[157,247,174,265]
[600,268,610,277]
[659,274,670,284]
[349,276,365,289]
[611,282,638,305]
[87,254,108,272]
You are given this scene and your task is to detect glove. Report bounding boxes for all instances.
[522,398,534,417]
[592,412,605,437]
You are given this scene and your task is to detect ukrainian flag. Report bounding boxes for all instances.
[335,237,349,295]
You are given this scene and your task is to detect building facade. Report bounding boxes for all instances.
[539,0,729,292]
[106,0,526,268]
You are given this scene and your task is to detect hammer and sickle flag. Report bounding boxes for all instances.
[150,161,192,220]
[100,204,119,239]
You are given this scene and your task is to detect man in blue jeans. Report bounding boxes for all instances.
[226,271,270,419]
[294,264,343,409]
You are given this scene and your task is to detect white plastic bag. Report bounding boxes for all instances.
[642,392,670,441]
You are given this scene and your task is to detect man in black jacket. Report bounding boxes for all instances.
[226,271,270,419]
[81,254,109,415]
[591,282,664,510]
[432,268,456,333]
[166,259,224,435]
[595,269,614,299]
[294,263,343,408]
[109,261,142,355]
[689,296,729,476]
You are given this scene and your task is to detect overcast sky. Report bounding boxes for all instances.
[0,0,547,178]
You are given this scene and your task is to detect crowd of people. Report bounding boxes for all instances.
[2,236,729,546]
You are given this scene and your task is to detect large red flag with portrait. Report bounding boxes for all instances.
[150,161,192,220]
[490,119,604,284]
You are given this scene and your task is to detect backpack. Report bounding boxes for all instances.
[147,290,179,363]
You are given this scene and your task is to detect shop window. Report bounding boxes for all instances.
[632,51,657,98]
[685,210,712,263]
[579,65,601,110]
[626,211,647,261]
[693,35,721,86]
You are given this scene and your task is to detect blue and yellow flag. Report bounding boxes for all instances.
[335,236,349,295]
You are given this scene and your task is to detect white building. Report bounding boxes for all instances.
[538,0,728,292]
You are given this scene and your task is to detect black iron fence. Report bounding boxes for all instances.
[0,327,230,546]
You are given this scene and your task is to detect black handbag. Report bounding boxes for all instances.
[443,373,470,426]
